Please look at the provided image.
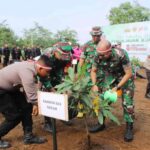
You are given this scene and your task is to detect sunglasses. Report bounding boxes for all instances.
[92,35,101,37]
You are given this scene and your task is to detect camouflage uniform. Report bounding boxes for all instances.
[93,48,135,123]
[80,41,97,77]
[80,26,102,86]
[37,42,76,131]
[39,43,72,90]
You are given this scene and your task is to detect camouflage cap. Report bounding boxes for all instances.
[53,42,72,52]
[90,26,102,36]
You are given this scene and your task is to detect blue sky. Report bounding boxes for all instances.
[0,0,150,43]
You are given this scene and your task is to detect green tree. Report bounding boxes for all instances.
[108,2,150,25]
[0,20,17,47]
[54,28,78,44]
[22,22,54,48]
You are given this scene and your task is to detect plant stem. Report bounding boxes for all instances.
[84,116,91,149]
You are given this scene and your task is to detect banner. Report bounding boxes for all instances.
[102,21,150,61]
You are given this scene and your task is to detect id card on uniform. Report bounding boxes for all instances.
[72,59,77,65]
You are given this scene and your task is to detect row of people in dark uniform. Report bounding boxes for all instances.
[0,44,42,66]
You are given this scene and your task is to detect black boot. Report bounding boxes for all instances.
[88,123,105,133]
[0,138,11,148]
[61,120,73,126]
[145,93,150,99]
[145,82,150,98]
[43,117,53,133]
[124,122,134,142]
[23,132,47,144]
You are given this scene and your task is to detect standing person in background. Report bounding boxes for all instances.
[72,44,82,61]
[21,46,26,61]
[79,26,102,78]
[11,46,21,62]
[3,44,10,67]
[78,26,102,120]
[144,55,150,98]
[35,46,41,57]
[25,47,32,60]
[0,47,2,63]
[72,44,82,72]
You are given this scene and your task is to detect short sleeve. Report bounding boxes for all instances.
[19,70,38,103]
[120,49,131,69]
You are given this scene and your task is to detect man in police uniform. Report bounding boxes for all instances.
[0,55,51,148]
[38,41,75,132]
[79,26,102,78]
[91,40,135,142]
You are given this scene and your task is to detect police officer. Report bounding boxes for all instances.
[37,42,74,132]
[0,55,51,148]
[11,46,21,62]
[25,47,33,60]
[35,46,41,57]
[0,47,2,63]
[2,44,10,67]
[91,40,135,142]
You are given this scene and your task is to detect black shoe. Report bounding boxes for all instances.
[24,133,47,144]
[61,120,73,126]
[145,93,150,99]
[0,139,11,148]
[124,122,134,142]
[88,123,106,133]
[43,123,53,133]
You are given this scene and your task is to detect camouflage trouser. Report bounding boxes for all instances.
[121,79,135,123]
[99,78,135,123]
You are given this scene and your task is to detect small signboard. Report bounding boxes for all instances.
[72,59,78,65]
[38,91,68,121]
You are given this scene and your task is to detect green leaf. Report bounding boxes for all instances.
[73,84,81,91]
[77,63,87,78]
[102,110,108,117]
[105,110,120,125]
[98,113,104,124]
[64,78,73,84]
[55,82,71,90]
[81,95,92,108]
[68,67,75,81]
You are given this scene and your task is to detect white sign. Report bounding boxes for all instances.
[102,21,150,61]
[38,91,68,121]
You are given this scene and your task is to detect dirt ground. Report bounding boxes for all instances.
[0,69,150,150]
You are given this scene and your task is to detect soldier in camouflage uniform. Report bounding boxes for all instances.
[79,26,102,79]
[79,27,102,121]
[91,40,135,142]
[37,42,74,132]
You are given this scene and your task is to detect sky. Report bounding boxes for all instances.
[0,0,150,43]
